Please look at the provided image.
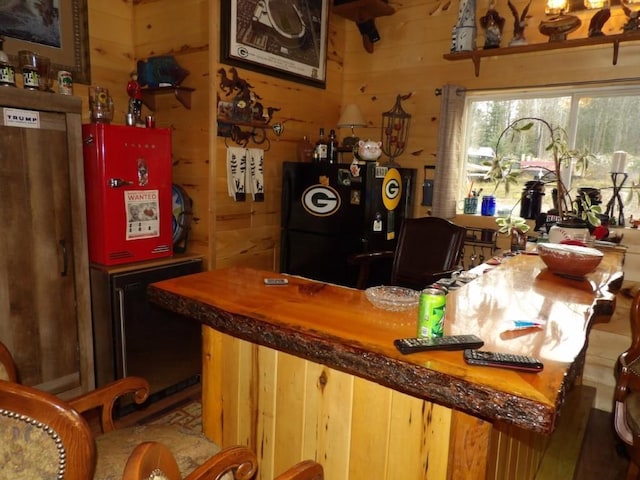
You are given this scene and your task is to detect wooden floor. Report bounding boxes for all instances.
[576,408,629,480]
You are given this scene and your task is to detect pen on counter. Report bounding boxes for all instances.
[512,320,545,328]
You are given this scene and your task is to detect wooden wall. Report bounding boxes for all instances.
[81,0,639,273]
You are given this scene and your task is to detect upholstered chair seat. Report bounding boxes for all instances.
[95,424,221,479]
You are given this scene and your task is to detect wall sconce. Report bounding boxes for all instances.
[380,94,411,165]
[337,104,367,147]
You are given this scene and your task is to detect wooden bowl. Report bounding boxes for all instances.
[537,243,603,277]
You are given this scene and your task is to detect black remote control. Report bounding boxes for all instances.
[463,349,544,372]
[394,335,484,354]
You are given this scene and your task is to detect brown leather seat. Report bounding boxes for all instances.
[123,441,324,480]
[0,342,220,479]
[350,216,466,290]
[614,290,640,479]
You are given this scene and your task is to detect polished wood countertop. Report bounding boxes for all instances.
[147,251,623,435]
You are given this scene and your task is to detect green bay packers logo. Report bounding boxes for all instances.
[382,168,402,210]
[302,185,341,217]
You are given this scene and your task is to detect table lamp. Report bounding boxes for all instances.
[337,104,366,147]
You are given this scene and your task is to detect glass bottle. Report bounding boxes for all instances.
[328,129,338,164]
[314,128,328,163]
[297,135,314,162]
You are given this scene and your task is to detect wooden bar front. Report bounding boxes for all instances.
[148,251,623,479]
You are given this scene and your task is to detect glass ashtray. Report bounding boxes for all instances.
[365,286,420,311]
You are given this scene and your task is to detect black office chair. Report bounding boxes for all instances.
[350,216,466,290]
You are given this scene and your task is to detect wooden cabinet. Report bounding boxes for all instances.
[0,89,94,398]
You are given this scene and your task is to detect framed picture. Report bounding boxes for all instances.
[221,0,328,88]
[0,0,91,84]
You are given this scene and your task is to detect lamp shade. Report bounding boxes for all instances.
[337,104,366,128]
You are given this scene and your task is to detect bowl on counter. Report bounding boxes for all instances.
[365,286,420,311]
[536,243,603,277]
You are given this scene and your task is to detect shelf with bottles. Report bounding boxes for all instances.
[443,31,640,77]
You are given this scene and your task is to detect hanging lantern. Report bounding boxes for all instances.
[380,94,411,165]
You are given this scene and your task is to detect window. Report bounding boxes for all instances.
[460,86,640,226]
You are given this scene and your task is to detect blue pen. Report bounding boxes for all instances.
[512,320,544,328]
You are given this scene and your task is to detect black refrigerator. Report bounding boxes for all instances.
[280,161,416,287]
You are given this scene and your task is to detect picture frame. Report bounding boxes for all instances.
[0,0,91,85]
[220,0,328,88]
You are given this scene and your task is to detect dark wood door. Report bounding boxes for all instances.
[0,112,80,392]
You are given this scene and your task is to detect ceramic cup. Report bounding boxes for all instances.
[463,197,478,214]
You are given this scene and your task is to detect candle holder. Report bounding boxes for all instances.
[380,94,411,165]
[604,172,628,226]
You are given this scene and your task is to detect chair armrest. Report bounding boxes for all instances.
[186,445,258,479]
[68,376,149,433]
[348,250,394,266]
[275,460,324,480]
[348,251,394,289]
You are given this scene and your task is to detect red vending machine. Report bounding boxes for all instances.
[82,124,173,265]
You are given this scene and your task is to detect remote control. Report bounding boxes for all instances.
[463,349,544,372]
[263,278,289,285]
[394,335,484,354]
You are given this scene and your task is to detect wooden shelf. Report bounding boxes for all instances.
[333,0,394,22]
[140,86,195,110]
[443,31,640,76]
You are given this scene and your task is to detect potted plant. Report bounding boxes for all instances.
[496,214,530,251]
[487,117,602,242]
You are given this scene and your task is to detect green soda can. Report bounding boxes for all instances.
[417,288,446,338]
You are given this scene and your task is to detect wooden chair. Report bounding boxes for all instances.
[123,441,324,480]
[0,340,17,382]
[614,289,640,479]
[350,216,466,290]
[0,341,221,479]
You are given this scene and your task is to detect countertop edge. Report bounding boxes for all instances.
[148,285,559,434]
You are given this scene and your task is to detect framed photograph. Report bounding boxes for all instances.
[221,0,328,88]
[0,0,91,84]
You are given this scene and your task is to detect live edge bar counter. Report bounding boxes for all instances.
[147,250,624,480]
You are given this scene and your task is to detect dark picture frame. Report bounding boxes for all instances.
[0,0,91,84]
[220,0,328,88]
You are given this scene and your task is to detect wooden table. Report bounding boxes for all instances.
[148,251,623,479]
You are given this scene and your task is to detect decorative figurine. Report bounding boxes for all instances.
[127,71,143,123]
[622,0,640,32]
[480,2,506,49]
[453,0,477,52]
[356,139,382,162]
[588,7,611,37]
[507,0,532,46]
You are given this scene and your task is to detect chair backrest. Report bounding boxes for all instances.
[123,441,323,480]
[0,341,18,382]
[390,216,466,290]
[0,379,96,480]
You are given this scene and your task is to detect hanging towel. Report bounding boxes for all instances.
[248,148,264,202]
[226,147,246,201]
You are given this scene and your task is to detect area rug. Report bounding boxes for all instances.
[147,400,202,434]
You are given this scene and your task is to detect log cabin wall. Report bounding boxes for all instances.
[80,0,637,271]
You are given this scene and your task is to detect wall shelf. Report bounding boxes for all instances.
[141,86,195,111]
[333,0,394,22]
[443,31,640,77]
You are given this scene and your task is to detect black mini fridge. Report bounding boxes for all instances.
[280,161,415,288]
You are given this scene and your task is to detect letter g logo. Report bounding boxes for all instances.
[302,185,341,217]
